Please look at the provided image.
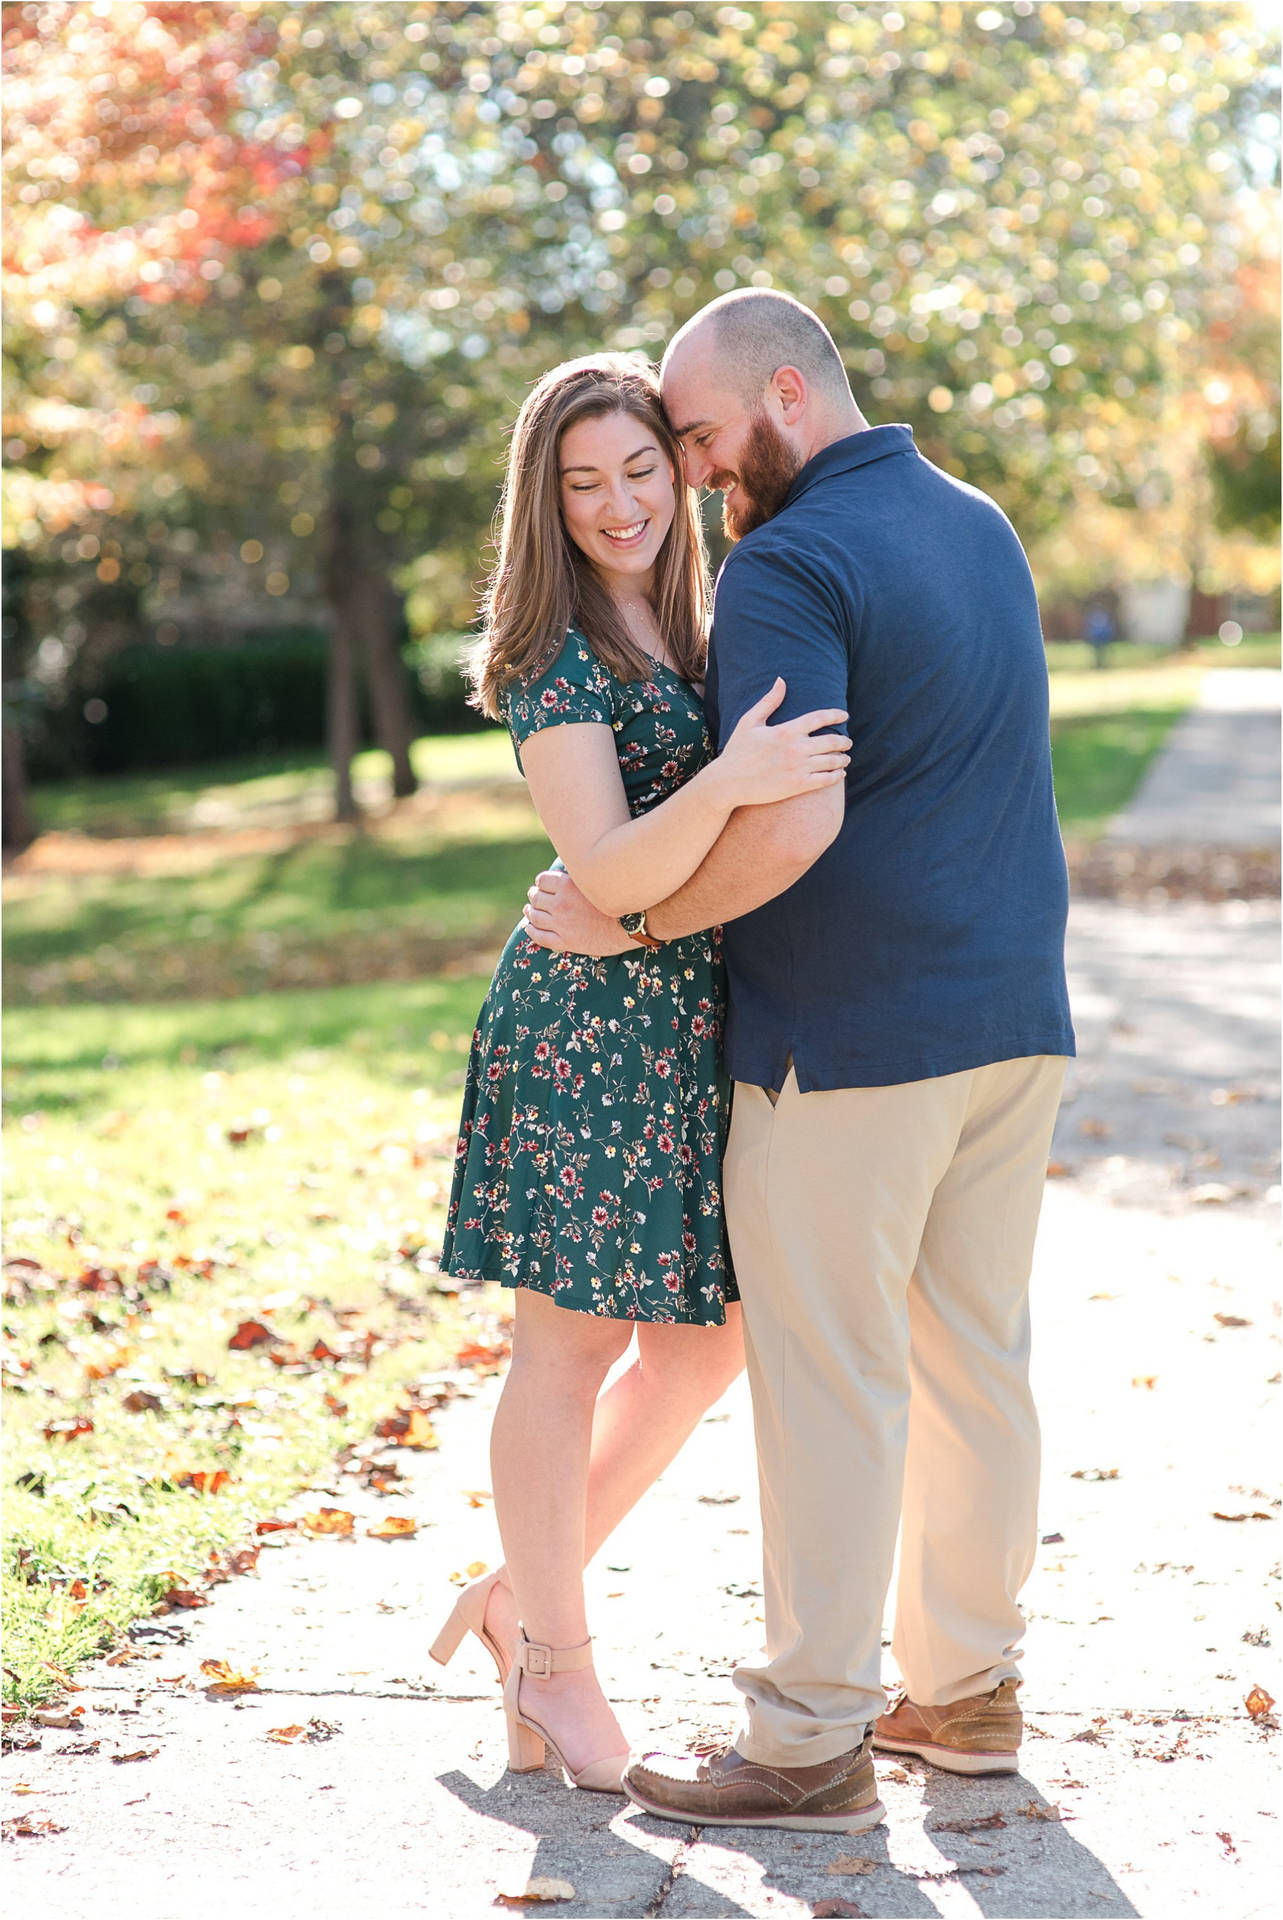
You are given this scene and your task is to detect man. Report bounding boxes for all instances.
[522,288,1074,1833]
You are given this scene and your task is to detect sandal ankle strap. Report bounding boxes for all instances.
[516,1631,593,1679]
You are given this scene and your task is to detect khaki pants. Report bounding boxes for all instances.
[724,1053,1067,1767]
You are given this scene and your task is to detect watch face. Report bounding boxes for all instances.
[619,912,645,934]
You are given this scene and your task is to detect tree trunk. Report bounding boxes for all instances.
[324,508,361,823]
[2,717,35,854]
[359,573,417,799]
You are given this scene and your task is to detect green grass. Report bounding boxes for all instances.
[30,729,518,840]
[2,973,506,1711]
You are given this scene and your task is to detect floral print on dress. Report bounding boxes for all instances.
[439,628,737,1325]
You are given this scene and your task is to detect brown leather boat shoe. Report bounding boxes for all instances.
[623,1734,885,1832]
[872,1678,1022,1774]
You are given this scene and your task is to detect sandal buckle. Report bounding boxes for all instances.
[523,1639,553,1679]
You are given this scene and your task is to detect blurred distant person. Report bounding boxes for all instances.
[524,289,1074,1833]
[428,354,849,1797]
[1085,599,1118,668]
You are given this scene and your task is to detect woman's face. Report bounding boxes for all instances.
[557,408,677,593]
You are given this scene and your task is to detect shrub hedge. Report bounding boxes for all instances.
[79,629,482,775]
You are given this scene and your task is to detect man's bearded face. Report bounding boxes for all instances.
[708,408,804,541]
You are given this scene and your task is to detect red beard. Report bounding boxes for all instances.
[709,410,804,540]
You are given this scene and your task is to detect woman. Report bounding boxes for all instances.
[429,355,849,1792]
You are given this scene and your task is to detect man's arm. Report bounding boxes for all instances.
[647,784,842,938]
[522,783,841,953]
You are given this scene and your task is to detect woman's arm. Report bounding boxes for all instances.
[517,681,849,918]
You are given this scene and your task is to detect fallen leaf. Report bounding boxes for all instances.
[2,1814,69,1836]
[1213,1511,1274,1523]
[199,1659,261,1694]
[159,1587,210,1609]
[697,1492,741,1505]
[110,1748,159,1764]
[826,1855,876,1874]
[882,1764,911,1782]
[1041,1532,1065,1545]
[456,1338,511,1375]
[266,1725,309,1743]
[493,1879,576,1907]
[1245,1685,1276,1721]
[812,1904,866,1919]
[227,1318,276,1350]
[463,1489,493,1506]
[301,1507,355,1536]
[30,1707,84,1728]
[255,1518,298,1535]
[932,1811,1006,1833]
[1020,1800,1063,1821]
[1131,1376,1158,1390]
[1071,1467,1120,1482]
[42,1416,94,1443]
[39,1661,81,1691]
[1213,1313,1250,1328]
[399,1409,440,1450]
[365,1515,418,1540]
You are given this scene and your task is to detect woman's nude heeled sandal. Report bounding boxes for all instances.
[428,1569,512,1685]
[502,1631,630,1793]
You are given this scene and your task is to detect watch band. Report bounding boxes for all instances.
[619,909,663,950]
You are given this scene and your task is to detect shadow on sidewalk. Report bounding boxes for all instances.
[440,1763,1140,1917]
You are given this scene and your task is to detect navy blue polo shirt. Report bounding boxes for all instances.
[703,424,1075,1091]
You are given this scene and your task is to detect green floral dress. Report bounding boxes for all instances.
[439,628,737,1325]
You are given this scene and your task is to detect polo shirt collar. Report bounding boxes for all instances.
[784,424,915,509]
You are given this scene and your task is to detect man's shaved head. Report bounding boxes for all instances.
[662,288,852,412]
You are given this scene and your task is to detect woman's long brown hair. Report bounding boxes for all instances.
[467,354,709,719]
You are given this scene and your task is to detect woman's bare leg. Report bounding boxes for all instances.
[488,1287,633,1771]
[485,1305,745,1682]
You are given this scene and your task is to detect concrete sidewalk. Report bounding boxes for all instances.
[1107,668,1280,849]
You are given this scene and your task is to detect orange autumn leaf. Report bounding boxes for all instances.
[200,1658,262,1693]
[453,1338,511,1374]
[366,1515,418,1540]
[227,1318,276,1350]
[301,1507,355,1535]
[255,1517,298,1534]
[401,1408,439,1449]
[160,1588,211,1609]
[266,1724,309,1743]
[1245,1685,1275,1721]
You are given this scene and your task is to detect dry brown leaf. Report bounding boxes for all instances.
[2,1814,69,1836]
[266,1725,309,1743]
[1020,1800,1063,1821]
[826,1855,876,1875]
[366,1515,418,1540]
[932,1811,1007,1833]
[30,1707,84,1728]
[199,1659,261,1694]
[1245,1685,1276,1721]
[1213,1313,1251,1328]
[110,1748,159,1764]
[493,1879,576,1907]
[39,1661,82,1691]
[301,1507,355,1535]
[1071,1467,1120,1481]
[399,1409,439,1450]
[812,1901,866,1918]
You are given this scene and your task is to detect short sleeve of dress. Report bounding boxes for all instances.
[499,628,615,767]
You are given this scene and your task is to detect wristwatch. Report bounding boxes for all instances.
[619,909,662,949]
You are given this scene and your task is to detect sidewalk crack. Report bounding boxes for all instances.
[646,1826,702,1918]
